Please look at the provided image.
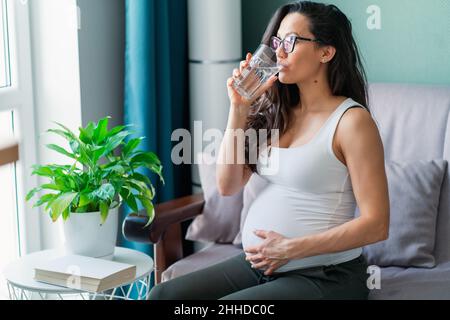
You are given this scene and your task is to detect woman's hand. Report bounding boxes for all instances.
[226,53,278,110]
[244,230,293,276]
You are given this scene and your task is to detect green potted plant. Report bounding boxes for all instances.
[26,117,164,259]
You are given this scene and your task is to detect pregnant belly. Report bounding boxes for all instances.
[242,184,351,249]
[241,184,361,272]
[242,185,329,250]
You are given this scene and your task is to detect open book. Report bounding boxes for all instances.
[34,255,137,293]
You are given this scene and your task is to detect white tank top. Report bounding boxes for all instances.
[242,98,365,273]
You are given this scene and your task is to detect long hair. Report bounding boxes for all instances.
[245,1,369,173]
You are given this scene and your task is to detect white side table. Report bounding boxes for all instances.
[3,247,154,300]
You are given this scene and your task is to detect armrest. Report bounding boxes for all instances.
[0,141,19,166]
[122,193,205,244]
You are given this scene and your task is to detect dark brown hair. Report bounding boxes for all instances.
[245,1,369,173]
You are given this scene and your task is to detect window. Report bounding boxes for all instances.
[1,0,11,88]
[0,110,20,299]
[0,0,38,299]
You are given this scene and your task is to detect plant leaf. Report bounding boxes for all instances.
[105,125,132,140]
[129,172,150,184]
[53,122,79,139]
[78,193,92,207]
[51,122,83,149]
[33,193,57,208]
[93,117,110,144]
[62,208,70,221]
[126,180,151,197]
[70,140,80,153]
[120,188,138,213]
[91,183,115,201]
[110,200,120,209]
[50,192,78,222]
[54,174,78,192]
[130,179,154,200]
[130,173,155,196]
[79,122,95,144]
[123,138,144,157]
[26,187,41,201]
[92,146,107,163]
[101,164,125,177]
[47,129,72,142]
[137,195,155,227]
[40,183,65,191]
[131,152,161,166]
[130,152,164,184]
[100,201,109,225]
[31,165,54,178]
[102,131,131,157]
[46,144,77,160]
[78,145,93,167]
[147,163,165,185]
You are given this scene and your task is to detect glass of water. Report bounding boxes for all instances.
[232,44,281,101]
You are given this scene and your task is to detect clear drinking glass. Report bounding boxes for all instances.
[232,44,281,100]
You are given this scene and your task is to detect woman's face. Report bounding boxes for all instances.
[275,13,329,84]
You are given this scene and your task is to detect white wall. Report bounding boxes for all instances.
[29,0,83,250]
[28,0,125,250]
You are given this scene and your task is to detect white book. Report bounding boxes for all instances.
[34,255,137,293]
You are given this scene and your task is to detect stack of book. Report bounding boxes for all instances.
[34,255,137,293]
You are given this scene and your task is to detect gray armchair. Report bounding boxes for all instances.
[124,83,450,299]
[123,193,205,284]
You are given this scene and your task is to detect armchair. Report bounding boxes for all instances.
[123,193,205,284]
[124,83,450,299]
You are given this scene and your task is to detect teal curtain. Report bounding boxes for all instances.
[120,0,192,288]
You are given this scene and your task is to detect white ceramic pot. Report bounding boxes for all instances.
[63,208,119,259]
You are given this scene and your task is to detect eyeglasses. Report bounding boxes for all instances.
[270,35,322,54]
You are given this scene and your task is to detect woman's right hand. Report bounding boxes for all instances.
[226,52,278,110]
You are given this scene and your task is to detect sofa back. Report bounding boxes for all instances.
[368,83,450,263]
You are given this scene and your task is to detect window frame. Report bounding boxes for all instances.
[1,0,12,88]
[0,0,41,254]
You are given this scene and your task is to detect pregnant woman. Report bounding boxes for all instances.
[149,1,389,300]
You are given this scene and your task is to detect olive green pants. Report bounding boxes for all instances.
[148,252,370,300]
